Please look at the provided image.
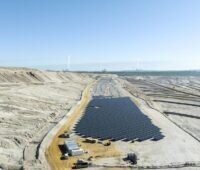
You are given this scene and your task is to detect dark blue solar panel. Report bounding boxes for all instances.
[74,97,164,141]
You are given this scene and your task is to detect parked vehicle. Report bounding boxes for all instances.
[103,141,111,146]
[127,153,137,164]
[73,159,91,169]
[84,138,97,143]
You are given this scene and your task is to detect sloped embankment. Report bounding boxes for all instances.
[0,67,87,83]
[0,67,93,170]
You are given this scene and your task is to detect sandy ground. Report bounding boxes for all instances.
[46,81,95,170]
[124,76,200,141]
[0,68,92,169]
[1,69,200,170]
[121,76,200,169]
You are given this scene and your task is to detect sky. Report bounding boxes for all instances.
[0,0,200,71]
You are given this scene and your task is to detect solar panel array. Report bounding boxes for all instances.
[75,97,164,141]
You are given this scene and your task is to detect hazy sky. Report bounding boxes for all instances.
[0,0,200,71]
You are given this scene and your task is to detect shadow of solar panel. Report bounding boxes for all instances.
[75,97,164,142]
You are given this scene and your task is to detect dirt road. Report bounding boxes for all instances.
[45,81,94,170]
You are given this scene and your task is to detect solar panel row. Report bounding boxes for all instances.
[75,97,164,142]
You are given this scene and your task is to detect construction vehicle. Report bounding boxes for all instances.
[126,153,137,164]
[72,159,91,169]
[63,131,73,138]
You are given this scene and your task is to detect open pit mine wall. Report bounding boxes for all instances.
[0,67,93,170]
[0,68,89,83]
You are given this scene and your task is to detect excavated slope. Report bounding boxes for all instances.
[0,67,92,170]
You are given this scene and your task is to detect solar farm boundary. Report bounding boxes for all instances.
[75,97,164,142]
